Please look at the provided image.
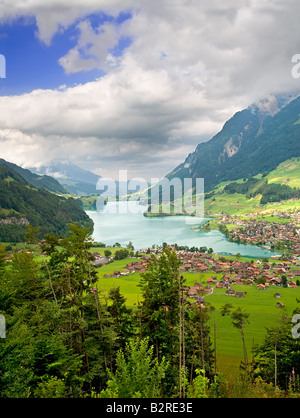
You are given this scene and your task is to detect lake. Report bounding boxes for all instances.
[86,201,280,258]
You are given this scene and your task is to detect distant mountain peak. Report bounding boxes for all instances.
[30,161,101,197]
[252,92,300,116]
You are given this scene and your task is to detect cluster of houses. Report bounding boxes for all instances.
[176,251,300,309]
[218,211,300,255]
[102,258,151,278]
[186,282,245,301]
[175,249,298,278]
[98,246,300,301]
[91,253,112,267]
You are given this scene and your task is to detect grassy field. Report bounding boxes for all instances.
[203,157,300,219]
[266,157,300,189]
[96,258,143,307]
[205,192,262,216]
[205,190,300,218]
[206,284,300,376]
[95,256,300,378]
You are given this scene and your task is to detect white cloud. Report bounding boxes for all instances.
[0,0,136,44]
[58,19,121,73]
[0,0,300,178]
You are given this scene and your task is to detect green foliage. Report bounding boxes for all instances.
[0,158,69,195]
[107,286,134,350]
[104,249,112,257]
[114,249,130,260]
[184,304,215,378]
[0,244,6,269]
[0,228,300,398]
[139,247,181,361]
[0,224,118,397]
[259,183,300,204]
[33,376,67,398]
[209,373,229,398]
[231,307,250,330]
[186,369,209,398]
[252,316,300,390]
[218,223,229,237]
[220,303,234,316]
[25,225,41,244]
[224,177,300,204]
[0,164,93,242]
[224,178,262,195]
[100,338,168,398]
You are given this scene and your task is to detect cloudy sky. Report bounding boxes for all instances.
[0,0,299,180]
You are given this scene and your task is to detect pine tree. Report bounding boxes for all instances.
[139,246,182,395]
[107,286,135,351]
[139,247,181,359]
[41,223,117,394]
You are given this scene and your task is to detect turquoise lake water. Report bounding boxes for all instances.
[86,201,280,258]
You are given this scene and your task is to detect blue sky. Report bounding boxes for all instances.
[0,12,132,95]
[0,1,299,179]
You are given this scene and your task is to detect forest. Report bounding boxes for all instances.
[223,177,300,205]
[0,164,93,242]
[0,224,300,398]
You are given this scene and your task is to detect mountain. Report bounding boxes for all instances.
[0,158,69,195]
[201,156,300,219]
[166,94,300,192]
[0,163,93,242]
[30,162,101,196]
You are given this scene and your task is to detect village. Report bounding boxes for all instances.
[95,244,300,307]
[214,210,300,256]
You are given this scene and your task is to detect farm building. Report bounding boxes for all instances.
[235,291,245,298]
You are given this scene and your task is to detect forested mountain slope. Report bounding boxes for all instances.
[0,164,93,242]
[0,158,70,195]
[167,95,300,192]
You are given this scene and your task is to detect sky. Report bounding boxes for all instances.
[0,0,300,181]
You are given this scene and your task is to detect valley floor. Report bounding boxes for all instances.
[92,246,300,380]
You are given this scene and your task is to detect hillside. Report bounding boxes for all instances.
[0,164,93,242]
[142,157,300,222]
[204,157,300,217]
[166,94,300,192]
[267,158,300,189]
[0,158,70,195]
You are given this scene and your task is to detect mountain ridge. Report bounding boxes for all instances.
[0,163,93,242]
[166,94,300,192]
[30,161,101,197]
[0,158,70,195]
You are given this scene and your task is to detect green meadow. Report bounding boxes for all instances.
[203,158,300,219]
[206,284,300,377]
[96,255,300,378]
[266,157,300,189]
[96,258,143,307]
[205,190,300,219]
